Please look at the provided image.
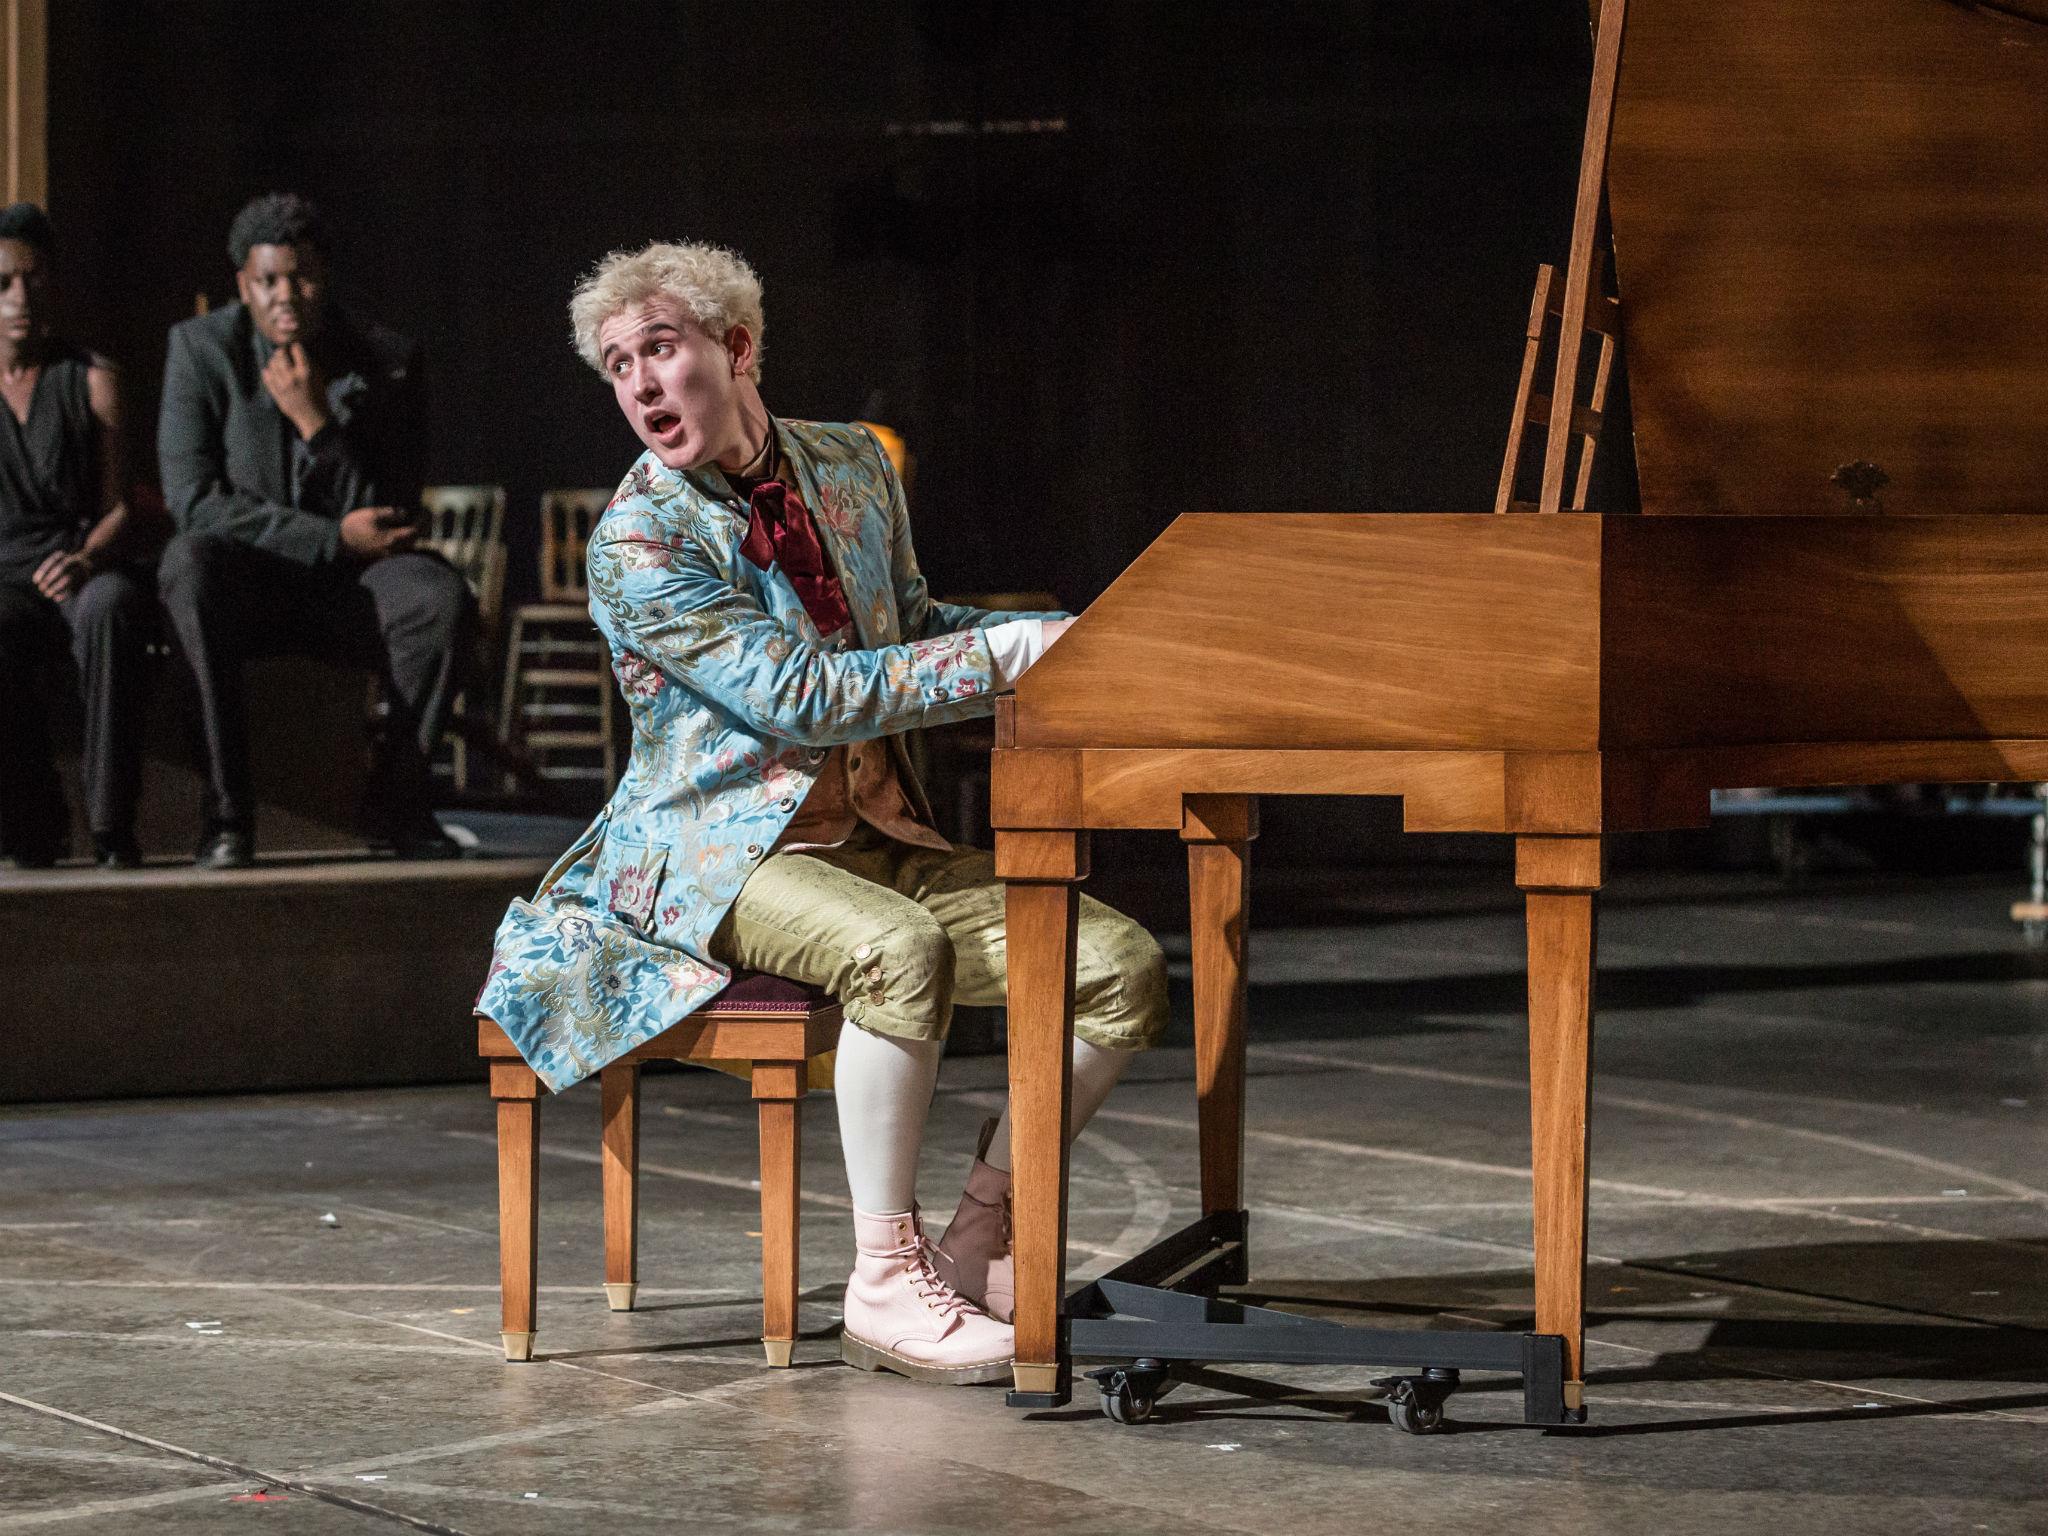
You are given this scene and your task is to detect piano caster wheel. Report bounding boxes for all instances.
[1087,1358,1174,1426]
[1374,1368,1458,1435]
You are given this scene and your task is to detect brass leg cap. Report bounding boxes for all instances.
[763,1337,794,1368]
[502,1331,536,1362]
[605,1282,637,1312]
[1011,1362,1061,1394]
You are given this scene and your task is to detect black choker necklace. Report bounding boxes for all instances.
[733,424,775,482]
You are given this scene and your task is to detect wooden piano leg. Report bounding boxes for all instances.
[491,1059,543,1362]
[600,1064,640,1312]
[998,827,1089,1404]
[1183,795,1257,1282]
[1517,835,1603,1416]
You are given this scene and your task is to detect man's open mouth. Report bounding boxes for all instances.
[645,411,681,438]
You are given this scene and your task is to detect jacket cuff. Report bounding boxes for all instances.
[905,628,999,726]
[299,513,344,566]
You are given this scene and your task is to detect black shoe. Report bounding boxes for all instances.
[195,828,254,870]
[92,833,143,871]
[365,802,464,861]
[392,821,464,861]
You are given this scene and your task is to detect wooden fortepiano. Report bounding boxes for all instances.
[993,0,2048,1427]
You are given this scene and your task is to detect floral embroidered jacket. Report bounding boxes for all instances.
[478,419,1062,1092]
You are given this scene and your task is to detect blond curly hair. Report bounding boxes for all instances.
[570,241,766,381]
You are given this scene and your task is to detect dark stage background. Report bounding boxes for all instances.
[44,1,1620,875]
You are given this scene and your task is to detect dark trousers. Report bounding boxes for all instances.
[0,567,153,857]
[156,531,474,833]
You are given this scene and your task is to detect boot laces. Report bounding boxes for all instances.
[907,1236,976,1319]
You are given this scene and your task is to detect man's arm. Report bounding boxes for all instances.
[590,522,1000,748]
[290,337,427,520]
[157,323,343,565]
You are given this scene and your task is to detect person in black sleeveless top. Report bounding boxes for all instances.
[0,203,162,869]
[156,193,471,868]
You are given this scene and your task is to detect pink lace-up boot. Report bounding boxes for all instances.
[839,1206,1013,1384]
[933,1117,1014,1323]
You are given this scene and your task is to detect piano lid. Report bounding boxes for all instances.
[1599,0,2048,516]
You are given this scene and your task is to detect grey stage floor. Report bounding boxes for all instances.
[2,870,2044,1534]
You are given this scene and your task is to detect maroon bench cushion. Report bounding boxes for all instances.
[706,968,834,1012]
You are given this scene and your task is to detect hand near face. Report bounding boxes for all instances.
[338,505,419,563]
[30,549,94,602]
[1043,617,1077,646]
[263,341,330,440]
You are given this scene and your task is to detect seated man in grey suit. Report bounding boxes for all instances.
[157,193,470,867]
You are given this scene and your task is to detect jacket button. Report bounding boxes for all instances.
[745,843,762,858]
[853,943,873,960]
[778,796,796,810]
[808,749,826,763]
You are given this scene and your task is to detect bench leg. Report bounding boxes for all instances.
[491,1059,543,1362]
[601,1064,641,1311]
[752,1061,806,1367]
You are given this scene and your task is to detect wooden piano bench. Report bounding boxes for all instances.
[477,972,841,1367]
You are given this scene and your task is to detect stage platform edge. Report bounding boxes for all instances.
[0,854,550,1103]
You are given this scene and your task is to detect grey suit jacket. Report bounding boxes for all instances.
[157,301,425,567]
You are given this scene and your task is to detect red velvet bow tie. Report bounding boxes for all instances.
[739,480,853,637]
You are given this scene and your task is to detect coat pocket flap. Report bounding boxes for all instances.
[594,838,668,929]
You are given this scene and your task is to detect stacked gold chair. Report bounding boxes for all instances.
[419,485,508,793]
[497,488,616,793]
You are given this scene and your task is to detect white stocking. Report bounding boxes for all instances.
[832,1018,944,1214]
[982,1037,1134,1174]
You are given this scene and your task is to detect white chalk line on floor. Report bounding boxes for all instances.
[0,1438,204,1473]
[656,1104,756,1129]
[0,1279,741,1296]
[1242,1192,1615,1265]
[1094,1096,2044,1256]
[0,1388,475,1535]
[15,1330,483,1357]
[1253,1044,2048,1203]
[440,1127,849,1211]
[0,1481,252,1531]
[321,1202,496,1241]
[0,1395,696,1530]
[310,1398,685,1479]
[1227,1048,2048,1250]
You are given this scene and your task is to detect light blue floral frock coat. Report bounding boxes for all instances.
[478,420,1061,1092]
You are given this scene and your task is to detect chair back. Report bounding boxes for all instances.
[538,488,612,603]
[421,484,509,631]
